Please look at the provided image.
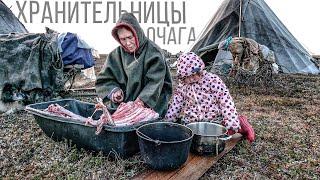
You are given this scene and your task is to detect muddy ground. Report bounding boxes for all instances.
[0,73,319,179]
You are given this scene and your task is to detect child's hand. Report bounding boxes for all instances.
[227,129,236,135]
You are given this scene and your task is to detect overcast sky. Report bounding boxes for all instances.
[3,0,320,55]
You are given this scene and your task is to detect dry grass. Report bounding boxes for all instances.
[0,74,319,179]
[202,74,320,179]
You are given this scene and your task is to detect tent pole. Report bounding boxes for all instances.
[238,0,242,37]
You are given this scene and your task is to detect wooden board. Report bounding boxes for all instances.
[133,134,242,180]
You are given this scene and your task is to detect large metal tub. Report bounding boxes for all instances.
[25,99,156,158]
[186,122,231,156]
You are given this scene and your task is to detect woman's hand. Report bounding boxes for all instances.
[111,89,124,103]
[134,97,144,107]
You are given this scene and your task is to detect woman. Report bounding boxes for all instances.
[96,13,173,117]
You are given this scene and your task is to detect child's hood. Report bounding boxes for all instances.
[176,52,205,78]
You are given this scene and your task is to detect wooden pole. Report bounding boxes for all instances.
[238,0,242,37]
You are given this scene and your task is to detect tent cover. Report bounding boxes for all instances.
[0,0,27,34]
[190,0,319,74]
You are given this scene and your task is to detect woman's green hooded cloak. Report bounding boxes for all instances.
[96,13,173,117]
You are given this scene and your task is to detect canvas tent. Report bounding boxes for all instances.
[189,0,320,74]
[0,0,27,34]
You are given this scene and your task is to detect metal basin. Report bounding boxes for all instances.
[186,122,231,156]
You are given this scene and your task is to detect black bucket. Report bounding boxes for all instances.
[136,122,193,170]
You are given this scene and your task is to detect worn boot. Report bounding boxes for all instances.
[238,115,255,143]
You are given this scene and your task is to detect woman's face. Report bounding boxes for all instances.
[117,28,137,53]
[182,73,202,84]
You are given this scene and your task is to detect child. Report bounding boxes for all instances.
[165,52,255,142]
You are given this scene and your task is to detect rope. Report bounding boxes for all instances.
[225,36,233,50]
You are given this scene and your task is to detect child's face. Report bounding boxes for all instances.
[182,73,202,84]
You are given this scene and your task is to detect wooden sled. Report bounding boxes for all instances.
[133,134,242,180]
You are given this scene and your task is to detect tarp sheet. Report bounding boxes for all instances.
[0,29,64,104]
[60,32,95,69]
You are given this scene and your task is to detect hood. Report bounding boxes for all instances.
[177,52,205,79]
[111,13,147,53]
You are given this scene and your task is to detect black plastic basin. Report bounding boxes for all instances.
[25,99,158,158]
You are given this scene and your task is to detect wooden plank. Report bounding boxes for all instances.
[133,134,242,180]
